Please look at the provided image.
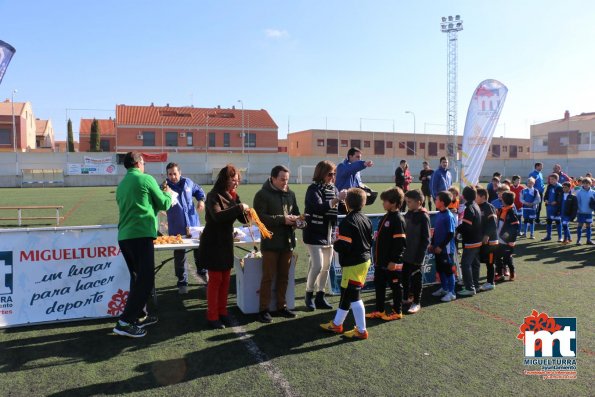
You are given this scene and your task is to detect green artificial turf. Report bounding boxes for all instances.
[0,184,593,396]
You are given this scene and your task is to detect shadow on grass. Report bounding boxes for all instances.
[517,238,594,267]
[43,307,379,397]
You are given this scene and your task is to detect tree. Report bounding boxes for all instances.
[90,118,101,152]
[67,119,75,152]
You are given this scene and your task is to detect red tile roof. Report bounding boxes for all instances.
[0,101,26,116]
[116,105,278,129]
[35,119,49,136]
[79,118,117,136]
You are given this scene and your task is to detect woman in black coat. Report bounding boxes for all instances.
[197,164,249,329]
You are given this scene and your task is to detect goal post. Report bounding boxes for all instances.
[297,165,316,184]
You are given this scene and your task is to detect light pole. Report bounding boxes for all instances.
[405,110,416,156]
[237,99,244,155]
[11,89,17,152]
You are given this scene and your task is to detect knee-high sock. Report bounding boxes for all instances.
[587,226,592,241]
[530,222,535,236]
[333,308,349,326]
[447,274,455,294]
[546,223,552,238]
[350,300,366,332]
[439,272,448,291]
[563,224,571,240]
[577,226,583,242]
[556,222,562,238]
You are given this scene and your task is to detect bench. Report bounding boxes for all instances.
[0,206,65,226]
[21,169,65,188]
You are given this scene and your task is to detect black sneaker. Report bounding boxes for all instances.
[258,311,273,323]
[220,315,233,327]
[135,315,158,328]
[277,307,297,318]
[196,271,209,285]
[113,321,147,338]
[207,320,225,329]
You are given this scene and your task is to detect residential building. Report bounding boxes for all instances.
[531,111,595,158]
[79,118,116,152]
[34,119,55,150]
[110,104,278,153]
[0,100,38,152]
[287,129,530,160]
[54,140,79,152]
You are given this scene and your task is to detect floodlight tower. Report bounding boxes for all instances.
[440,15,463,175]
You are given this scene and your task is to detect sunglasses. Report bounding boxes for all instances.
[327,172,336,176]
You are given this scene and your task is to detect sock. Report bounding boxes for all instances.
[556,223,562,239]
[577,226,582,242]
[350,300,366,332]
[118,320,129,326]
[587,226,592,242]
[563,224,570,240]
[530,223,535,236]
[524,222,529,235]
[447,274,456,294]
[333,308,349,326]
[546,223,552,238]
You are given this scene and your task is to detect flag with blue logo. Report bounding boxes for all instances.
[461,79,508,187]
[0,40,16,85]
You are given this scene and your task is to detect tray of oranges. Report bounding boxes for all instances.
[153,234,184,245]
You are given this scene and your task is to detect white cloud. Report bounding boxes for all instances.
[264,29,289,39]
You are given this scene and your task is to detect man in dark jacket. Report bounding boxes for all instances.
[253,165,301,323]
[419,161,434,210]
[165,162,207,293]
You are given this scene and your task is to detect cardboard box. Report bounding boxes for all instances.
[234,255,296,314]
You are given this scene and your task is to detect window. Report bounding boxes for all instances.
[447,143,455,156]
[143,131,155,146]
[317,139,325,147]
[244,133,256,147]
[509,145,518,158]
[166,132,177,147]
[458,143,462,150]
[399,142,405,149]
[428,142,438,156]
[542,139,548,146]
[419,142,425,149]
[0,129,10,145]
[386,141,393,149]
[100,139,110,152]
[350,139,361,149]
[492,144,500,158]
[439,143,445,150]
[502,145,508,152]
[374,140,385,155]
[186,132,193,146]
[209,132,216,147]
[223,132,230,147]
[326,138,338,154]
[363,141,370,148]
[341,139,348,147]
[579,132,590,144]
[406,141,415,156]
[518,146,523,152]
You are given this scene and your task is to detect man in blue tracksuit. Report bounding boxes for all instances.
[335,147,374,191]
[529,163,545,223]
[430,156,452,200]
[166,162,207,293]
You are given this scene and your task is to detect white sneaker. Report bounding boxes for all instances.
[441,292,456,302]
[407,303,421,314]
[432,288,447,297]
[479,282,495,291]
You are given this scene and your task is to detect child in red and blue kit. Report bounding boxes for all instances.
[495,191,520,281]
[320,188,373,339]
[429,191,457,302]
[366,187,407,321]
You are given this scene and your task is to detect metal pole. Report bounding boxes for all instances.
[405,110,416,156]
[12,90,17,153]
[238,100,244,155]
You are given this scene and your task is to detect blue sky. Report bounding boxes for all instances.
[1,0,594,141]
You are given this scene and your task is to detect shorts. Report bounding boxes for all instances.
[341,260,371,289]
[546,206,560,221]
[577,213,593,224]
[479,243,497,264]
[561,216,572,225]
[522,208,536,220]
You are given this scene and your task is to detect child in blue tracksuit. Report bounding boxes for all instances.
[575,177,595,245]
[560,182,578,244]
[429,191,457,302]
[542,174,563,242]
[520,177,541,239]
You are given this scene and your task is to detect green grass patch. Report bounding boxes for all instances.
[0,184,593,396]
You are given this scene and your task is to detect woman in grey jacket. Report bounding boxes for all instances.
[303,161,347,310]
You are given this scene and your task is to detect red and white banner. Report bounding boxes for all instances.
[0,225,129,328]
[461,79,508,186]
[141,152,168,162]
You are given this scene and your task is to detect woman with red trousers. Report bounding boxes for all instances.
[197,164,249,329]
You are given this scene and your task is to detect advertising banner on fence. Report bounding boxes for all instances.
[84,156,113,165]
[67,163,117,175]
[461,79,508,187]
[329,213,441,295]
[0,225,129,328]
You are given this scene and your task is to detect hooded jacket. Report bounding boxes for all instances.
[430,167,452,199]
[166,176,205,235]
[253,179,300,252]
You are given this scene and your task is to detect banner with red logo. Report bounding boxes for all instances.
[0,225,129,328]
[461,79,508,186]
[141,152,168,162]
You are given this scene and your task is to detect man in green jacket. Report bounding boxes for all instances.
[254,165,300,323]
[113,152,172,338]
